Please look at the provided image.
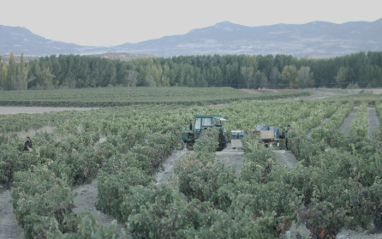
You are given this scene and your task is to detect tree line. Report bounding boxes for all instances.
[0,51,382,90]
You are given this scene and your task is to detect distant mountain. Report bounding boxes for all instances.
[1,19,382,58]
[0,25,106,56]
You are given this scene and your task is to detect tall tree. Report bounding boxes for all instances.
[335,66,355,88]
[269,67,280,89]
[279,65,298,89]
[240,66,254,88]
[11,53,29,90]
[256,54,274,79]
[369,65,382,87]
[298,66,314,88]
[6,52,17,89]
[0,64,7,89]
[36,65,55,89]
[254,70,268,89]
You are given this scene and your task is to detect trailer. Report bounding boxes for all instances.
[230,130,244,149]
[254,125,283,147]
[230,125,284,149]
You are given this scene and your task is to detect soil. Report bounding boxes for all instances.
[340,107,358,135]
[155,149,187,187]
[71,134,132,238]
[368,107,381,138]
[274,150,298,168]
[72,180,132,239]
[215,145,245,176]
[0,186,24,239]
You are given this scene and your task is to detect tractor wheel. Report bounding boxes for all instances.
[176,140,185,150]
[186,142,194,151]
[217,133,228,151]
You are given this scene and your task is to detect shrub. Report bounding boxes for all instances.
[96,167,154,220]
[175,154,236,203]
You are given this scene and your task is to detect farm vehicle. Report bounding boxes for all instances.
[176,114,228,151]
[231,125,285,149]
[254,125,284,147]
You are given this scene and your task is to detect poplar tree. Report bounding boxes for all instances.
[279,65,298,89]
[7,51,17,89]
[0,64,7,89]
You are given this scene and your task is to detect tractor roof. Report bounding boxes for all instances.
[194,115,228,121]
[195,114,221,118]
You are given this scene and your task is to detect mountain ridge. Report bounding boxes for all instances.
[1,19,382,58]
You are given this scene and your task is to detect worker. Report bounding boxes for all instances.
[285,125,291,150]
[24,136,32,151]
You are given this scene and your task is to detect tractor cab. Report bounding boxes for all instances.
[194,115,227,130]
[177,115,228,151]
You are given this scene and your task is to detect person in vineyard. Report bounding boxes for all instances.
[285,125,291,150]
[24,136,32,151]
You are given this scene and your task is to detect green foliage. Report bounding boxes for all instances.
[193,129,219,164]
[2,91,382,238]
[126,186,193,238]
[287,132,327,163]
[175,156,236,203]
[335,66,355,88]
[279,65,298,88]
[240,137,278,182]
[0,86,309,107]
[311,101,355,142]
[11,165,76,238]
[0,139,42,184]
[295,196,348,238]
[349,102,368,138]
[4,51,382,91]
[96,167,154,220]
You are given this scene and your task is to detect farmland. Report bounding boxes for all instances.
[0,87,308,107]
[1,87,382,239]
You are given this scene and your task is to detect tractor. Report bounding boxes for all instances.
[176,114,228,151]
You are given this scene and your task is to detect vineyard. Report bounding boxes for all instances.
[1,88,382,239]
[0,87,308,107]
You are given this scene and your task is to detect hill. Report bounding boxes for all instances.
[1,19,382,58]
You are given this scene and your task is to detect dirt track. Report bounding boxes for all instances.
[72,180,132,239]
[368,107,381,137]
[155,150,187,187]
[0,186,24,239]
[340,107,358,135]
[215,145,245,176]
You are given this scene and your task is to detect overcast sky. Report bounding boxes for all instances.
[1,0,381,46]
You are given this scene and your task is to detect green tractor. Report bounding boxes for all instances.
[176,114,228,151]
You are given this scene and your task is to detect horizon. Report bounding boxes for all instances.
[1,17,381,50]
[1,0,381,46]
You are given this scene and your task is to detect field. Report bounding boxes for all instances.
[0,87,309,107]
[1,87,382,239]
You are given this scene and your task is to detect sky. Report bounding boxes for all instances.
[1,0,381,47]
